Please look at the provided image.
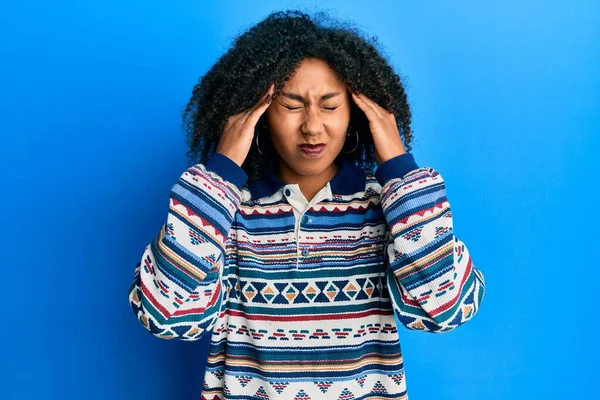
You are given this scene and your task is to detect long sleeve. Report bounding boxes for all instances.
[376,153,486,333]
[127,153,248,341]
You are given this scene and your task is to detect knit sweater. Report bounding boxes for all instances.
[127,152,486,399]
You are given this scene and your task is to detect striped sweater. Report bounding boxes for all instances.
[128,152,486,399]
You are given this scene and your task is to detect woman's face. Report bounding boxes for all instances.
[264,57,351,182]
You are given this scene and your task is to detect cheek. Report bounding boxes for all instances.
[264,111,292,150]
[332,129,349,147]
[329,112,351,136]
[267,109,298,135]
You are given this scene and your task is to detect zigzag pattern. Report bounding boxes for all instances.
[128,157,485,399]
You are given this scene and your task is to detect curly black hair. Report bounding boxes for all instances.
[181,9,414,181]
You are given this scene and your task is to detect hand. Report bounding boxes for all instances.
[216,83,275,167]
[349,89,406,164]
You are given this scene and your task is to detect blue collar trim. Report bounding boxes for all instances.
[247,157,367,199]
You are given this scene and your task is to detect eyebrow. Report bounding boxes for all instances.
[280,91,341,103]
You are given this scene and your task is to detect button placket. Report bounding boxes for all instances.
[283,183,330,267]
[283,185,305,264]
[299,209,316,261]
[299,209,313,258]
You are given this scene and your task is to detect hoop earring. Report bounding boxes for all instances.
[255,130,264,156]
[342,127,359,154]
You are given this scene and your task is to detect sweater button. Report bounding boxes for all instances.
[301,249,309,257]
[284,188,291,196]
[301,215,309,224]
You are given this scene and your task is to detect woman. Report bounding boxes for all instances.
[128,9,486,399]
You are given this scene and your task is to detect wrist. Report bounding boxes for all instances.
[206,153,248,188]
[216,151,243,168]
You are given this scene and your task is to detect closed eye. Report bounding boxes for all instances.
[283,106,339,111]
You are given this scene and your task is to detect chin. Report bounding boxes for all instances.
[291,164,322,176]
[290,158,332,176]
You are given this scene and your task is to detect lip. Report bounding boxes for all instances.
[298,144,326,157]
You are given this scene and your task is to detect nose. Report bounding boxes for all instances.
[301,107,325,136]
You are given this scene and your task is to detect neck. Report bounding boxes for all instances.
[277,160,339,202]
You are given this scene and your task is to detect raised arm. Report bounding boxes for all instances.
[127,153,247,340]
[377,153,486,333]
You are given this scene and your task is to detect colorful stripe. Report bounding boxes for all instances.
[128,156,486,399]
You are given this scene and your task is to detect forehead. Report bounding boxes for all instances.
[283,58,345,92]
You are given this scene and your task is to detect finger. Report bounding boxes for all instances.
[238,84,274,120]
[261,83,276,102]
[242,84,275,124]
[351,91,382,121]
[353,92,385,118]
[363,94,395,121]
[253,83,275,108]
[225,112,245,128]
[229,84,275,126]
[245,89,274,127]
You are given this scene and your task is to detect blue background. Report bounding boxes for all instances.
[1,0,598,399]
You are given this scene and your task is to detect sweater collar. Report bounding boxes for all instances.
[247,156,367,200]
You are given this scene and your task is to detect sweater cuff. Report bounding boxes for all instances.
[205,153,248,189]
[375,152,420,186]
